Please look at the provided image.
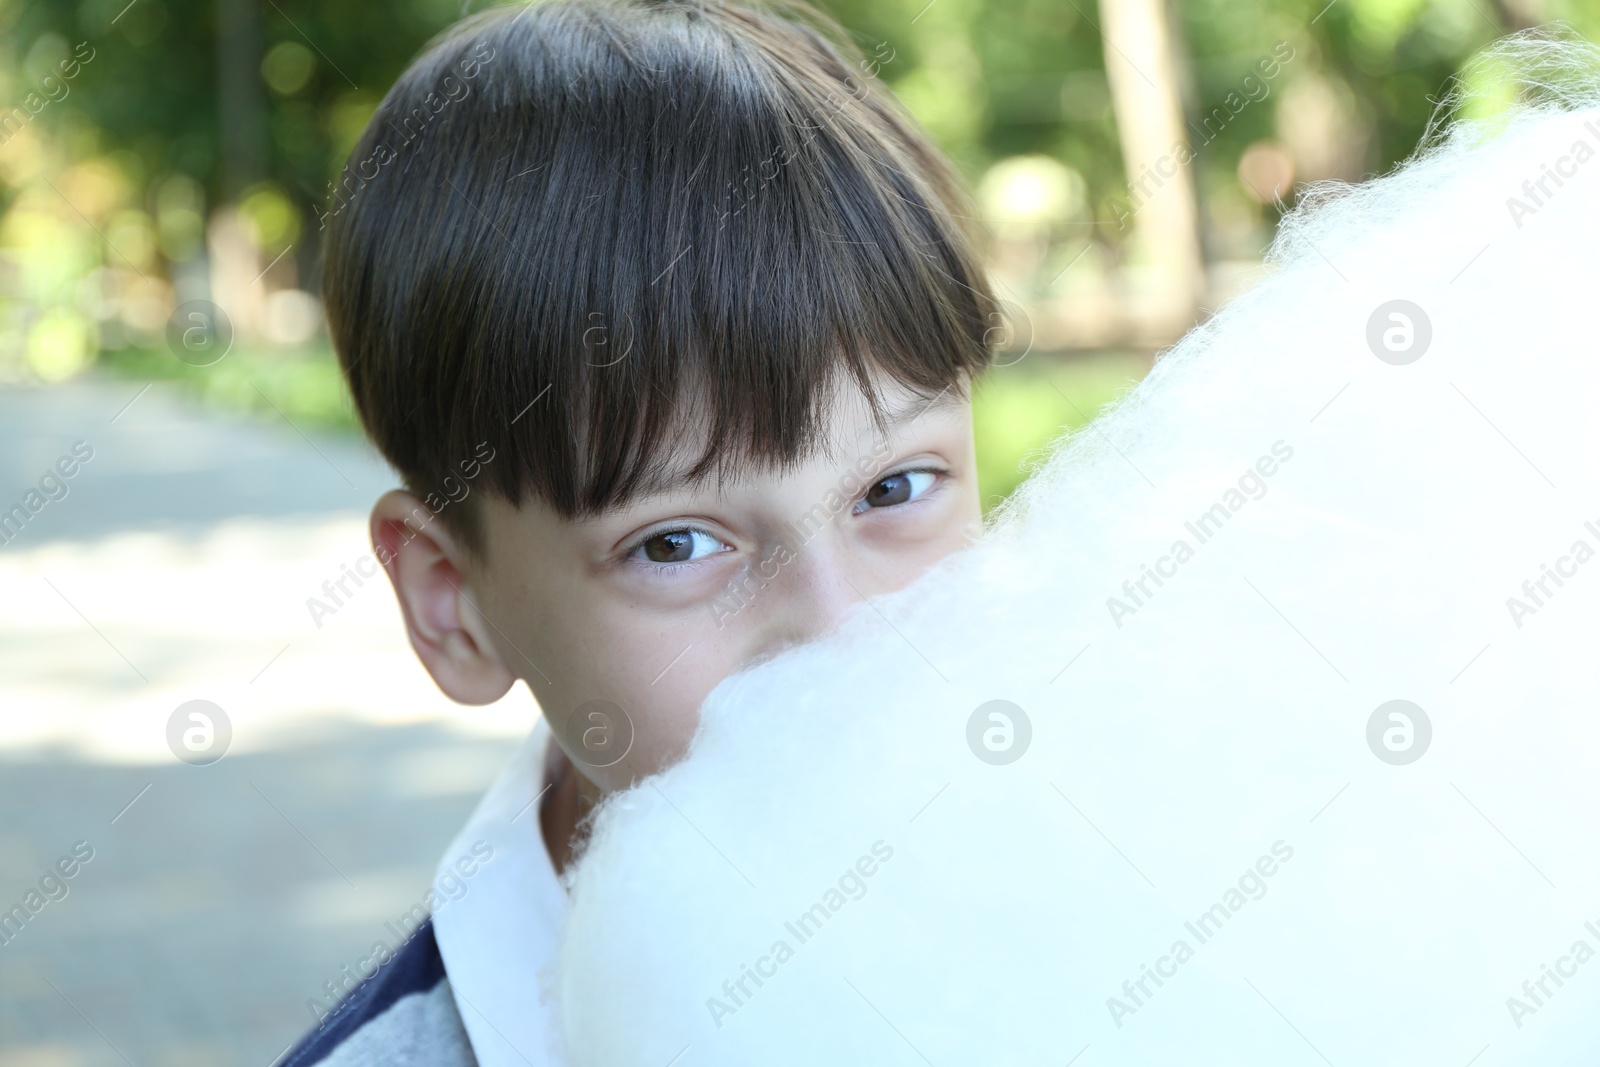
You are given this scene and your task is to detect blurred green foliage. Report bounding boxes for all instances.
[99,341,356,428]
[5,0,1596,302]
[972,350,1151,505]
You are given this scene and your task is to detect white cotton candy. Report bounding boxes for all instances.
[555,33,1600,1066]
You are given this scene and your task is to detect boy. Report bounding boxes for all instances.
[284,0,998,1062]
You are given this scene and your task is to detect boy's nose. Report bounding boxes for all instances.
[755,539,874,655]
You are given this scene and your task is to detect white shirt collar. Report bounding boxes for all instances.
[432,715,568,1066]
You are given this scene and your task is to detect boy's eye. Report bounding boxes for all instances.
[857,469,937,512]
[637,528,723,564]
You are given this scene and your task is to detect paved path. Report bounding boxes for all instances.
[0,376,390,541]
[0,377,534,1066]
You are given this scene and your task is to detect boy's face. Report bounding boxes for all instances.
[374,374,982,792]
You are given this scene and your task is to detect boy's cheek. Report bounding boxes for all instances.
[561,644,728,791]
[503,550,765,789]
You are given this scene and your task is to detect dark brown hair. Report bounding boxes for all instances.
[322,0,998,556]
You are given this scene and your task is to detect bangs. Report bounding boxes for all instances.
[324,0,998,551]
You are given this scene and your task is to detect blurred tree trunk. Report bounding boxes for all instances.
[1098,0,1204,343]
[1485,0,1544,30]
[212,0,269,337]
[216,0,268,199]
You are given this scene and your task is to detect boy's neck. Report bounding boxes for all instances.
[539,747,601,877]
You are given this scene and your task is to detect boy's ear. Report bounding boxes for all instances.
[370,489,516,705]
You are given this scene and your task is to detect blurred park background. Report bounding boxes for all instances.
[1,0,1595,1063]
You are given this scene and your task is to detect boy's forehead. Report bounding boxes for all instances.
[633,376,967,500]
